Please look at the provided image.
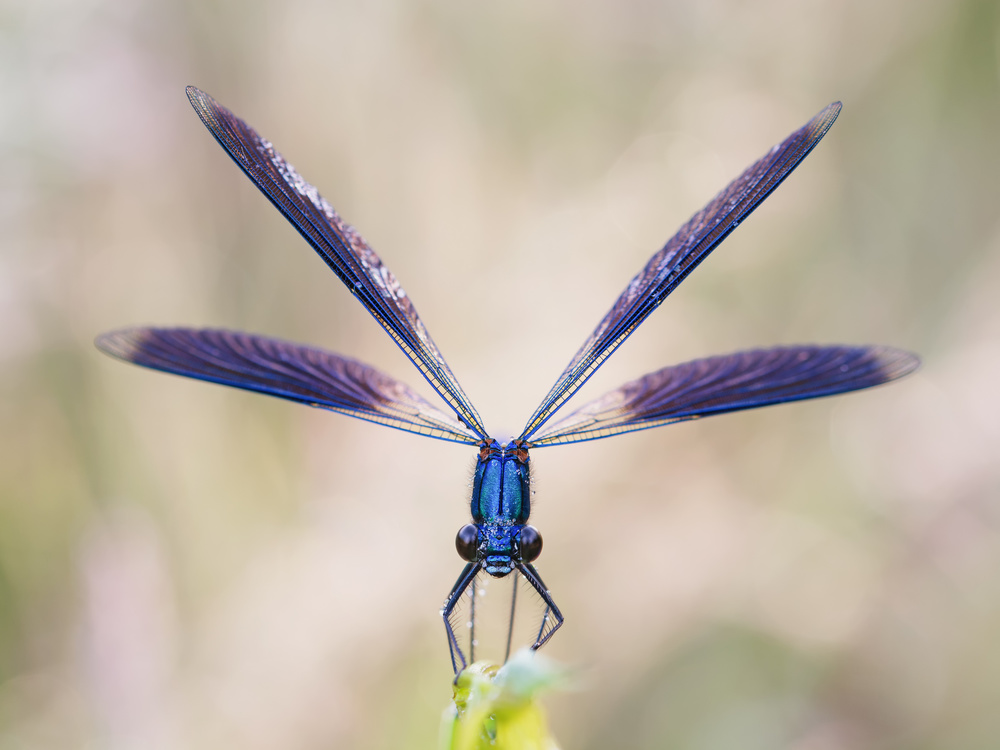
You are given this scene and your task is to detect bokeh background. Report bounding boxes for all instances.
[3,0,999,748]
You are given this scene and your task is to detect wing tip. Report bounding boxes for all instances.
[185,85,212,108]
[95,328,149,362]
[185,86,231,133]
[872,346,921,382]
[807,101,843,140]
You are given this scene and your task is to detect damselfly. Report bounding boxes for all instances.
[97,88,919,673]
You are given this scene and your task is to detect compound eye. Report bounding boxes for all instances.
[455,524,479,561]
[519,525,542,563]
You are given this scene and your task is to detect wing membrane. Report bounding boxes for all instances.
[529,345,919,446]
[185,86,488,440]
[519,103,842,442]
[96,328,482,444]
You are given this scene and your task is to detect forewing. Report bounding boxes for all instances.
[185,86,488,440]
[529,345,919,446]
[519,103,842,442]
[96,328,482,444]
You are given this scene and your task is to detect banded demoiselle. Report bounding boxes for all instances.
[97,88,920,673]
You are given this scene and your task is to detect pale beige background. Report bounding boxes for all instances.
[2,1,998,748]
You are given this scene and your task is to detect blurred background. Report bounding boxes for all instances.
[2,0,999,748]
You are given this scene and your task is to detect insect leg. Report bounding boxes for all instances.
[504,568,519,663]
[441,561,481,675]
[516,562,564,650]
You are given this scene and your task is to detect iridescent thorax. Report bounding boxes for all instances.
[470,439,532,576]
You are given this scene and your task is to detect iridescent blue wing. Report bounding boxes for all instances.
[528,345,919,446]
[96,328,482,444]
[518,103,843,442]
[185,86,488,441]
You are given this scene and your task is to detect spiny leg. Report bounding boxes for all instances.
[504,568,519,663]
[442,561,480,675]
[517,562,564,650]
[536,603,551,646]
[470,575,477,664]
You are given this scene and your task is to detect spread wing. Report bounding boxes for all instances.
[185,86,488,441]
[96,327,482,444]
[518,103,843,442]
[529,345,919,446]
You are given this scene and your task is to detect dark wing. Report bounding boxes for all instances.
[518,103,843,442]
[96,328,482,444]
[185,86,488,441]
[528,345,919,446]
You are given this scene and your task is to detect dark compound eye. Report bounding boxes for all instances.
[518,525,542,562]
[455,524,479,561]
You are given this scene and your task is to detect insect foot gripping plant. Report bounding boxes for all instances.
[441,649,571,750]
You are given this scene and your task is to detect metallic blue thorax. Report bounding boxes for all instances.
[471,440,531,576]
